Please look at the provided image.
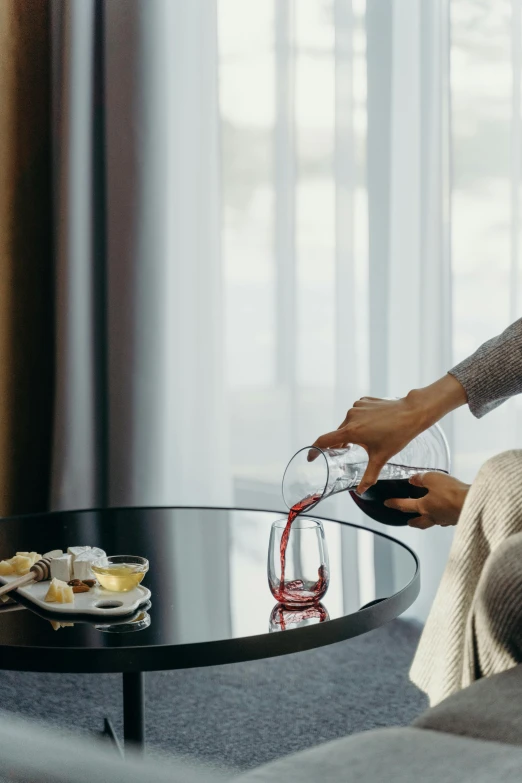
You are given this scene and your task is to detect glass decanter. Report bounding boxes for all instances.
[282,423,450,526]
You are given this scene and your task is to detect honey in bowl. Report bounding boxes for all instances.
[92,555,148,592]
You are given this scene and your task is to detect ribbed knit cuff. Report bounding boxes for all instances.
[449,319,522,419]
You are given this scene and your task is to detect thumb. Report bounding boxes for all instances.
[409,472,427,488]
[357,458,385,496]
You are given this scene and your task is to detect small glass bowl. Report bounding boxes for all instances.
[92,555,149,592]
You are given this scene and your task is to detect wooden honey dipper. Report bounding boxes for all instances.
[0,557,52,598]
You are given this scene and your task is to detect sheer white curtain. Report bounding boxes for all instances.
[220,0,522,621]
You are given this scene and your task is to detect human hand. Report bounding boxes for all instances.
[309,396,425,495]
[308,375,467,495]
[383,472,470,529]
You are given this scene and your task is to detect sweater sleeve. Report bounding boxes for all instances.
[449,318,522,418]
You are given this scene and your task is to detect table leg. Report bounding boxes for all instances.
[123,671,145,749]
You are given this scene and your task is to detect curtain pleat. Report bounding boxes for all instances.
[50,0,108,511]
[0,0,54,516]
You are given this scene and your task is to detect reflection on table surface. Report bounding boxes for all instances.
[0,600,152,634]
[269,602,329,633]
[0,507,417,650]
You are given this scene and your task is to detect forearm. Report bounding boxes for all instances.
[405,374,468,430]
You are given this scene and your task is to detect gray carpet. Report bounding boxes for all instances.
[0,619,427,772]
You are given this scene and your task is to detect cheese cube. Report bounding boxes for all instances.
[68,546,105,561]
[50,554,72,583]
[11,555,32,575]
[45,578,74,604]
[44,549,63,559]
[0,560,14,576]
[73,553,98,581]
[67,546,91,561]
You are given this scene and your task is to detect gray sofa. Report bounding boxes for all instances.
[1,665,521,782]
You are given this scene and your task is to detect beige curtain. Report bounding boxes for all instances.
[0,0,54,516]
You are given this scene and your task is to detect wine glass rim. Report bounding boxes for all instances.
[271,516,324,530]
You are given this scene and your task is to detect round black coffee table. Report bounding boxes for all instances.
[0,507,419,753]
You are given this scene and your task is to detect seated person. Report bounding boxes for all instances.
[311,318,522,704]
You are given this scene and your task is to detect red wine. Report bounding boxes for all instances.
[349,477,429,526]
[274,493,326,606]
[273,564,329,607]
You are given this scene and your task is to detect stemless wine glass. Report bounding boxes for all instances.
[268,517,329,608]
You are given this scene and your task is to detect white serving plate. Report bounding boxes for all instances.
[0,574,151,618]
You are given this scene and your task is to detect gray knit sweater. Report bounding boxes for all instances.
[449,318,522,418]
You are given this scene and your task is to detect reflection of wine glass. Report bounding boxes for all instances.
[269,603,329,633]
[268,517,329,607]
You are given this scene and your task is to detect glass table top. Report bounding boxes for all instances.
[0,507,418,670]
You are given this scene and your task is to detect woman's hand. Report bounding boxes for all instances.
[384,472,470,529]
[309,374,467,495]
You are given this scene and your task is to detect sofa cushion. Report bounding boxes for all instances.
[237,726,522,783]
[413,664,522,746]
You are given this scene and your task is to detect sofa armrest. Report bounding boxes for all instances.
[413,664,522,746]
[0,710,227,783]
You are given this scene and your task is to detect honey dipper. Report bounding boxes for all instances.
[0,557,52,598]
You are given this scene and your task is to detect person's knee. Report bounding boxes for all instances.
[475,450,522,487]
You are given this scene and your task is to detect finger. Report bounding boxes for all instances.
[308,430,350,460]
[408,516,434,530]
[383,498,420,514]
[410,470,444,488]
[336,437,353,448]
[357,458,385,496]
[337,396,381,425]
